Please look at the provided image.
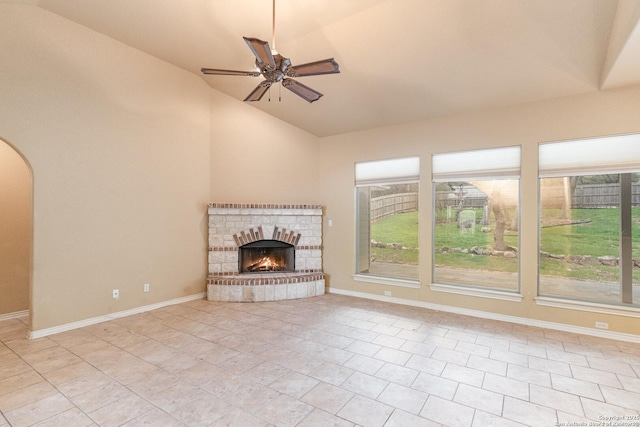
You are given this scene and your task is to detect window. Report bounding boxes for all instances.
[432,147,521,292]
[539,134,640,306]
[355,157,419,281]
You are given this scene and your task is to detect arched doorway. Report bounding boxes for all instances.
[0,138,32,320]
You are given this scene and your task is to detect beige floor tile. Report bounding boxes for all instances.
[253,393,314,427]
[336,394,394,427]
[208,407,268,427]
[244,360,290,385]
[580,397,640,421]
[300,382,353,414]
[70,380,134,413]
[467,354,507,376]
[0,369,43,396]
[163,391,231,427]
[528,355,572,376]
[371,334,406,349]
[298,408,355,426]
[377,382,428,414]
[551,373,604,401]
[4,393,74,427]
[405,354,447,375]
[472,410,526,427]
[0,357,33,380]
[420,395,475,427]
[502,397,557,426]
[385,409,442,427]
[56,370,113,398]
[342,354,384,375]
[174,359,224,385]
[507,364,551,387]
[374,362,419,386]
[341,371,388,399]
[442,363,485,387]
[454,383,504,416]
[412,371,459,400]
[270,371,319,398]
[308,361,354,386]
[431,347,469,366]
[600,385,640,411]
[121,407,185,426]
[88,394,155,427]
[0,380,59,412]
[31,407,95,427]
[0,294,639,427]
[483,372,529,401]
[530,384,584,417]
[570,364,622,388]
[373,347,412,365]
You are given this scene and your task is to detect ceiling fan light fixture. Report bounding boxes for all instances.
[200,0,339,103]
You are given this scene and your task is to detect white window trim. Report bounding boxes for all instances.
[535,296,640,319]
[353,274,420,289]
[430,282,523,302]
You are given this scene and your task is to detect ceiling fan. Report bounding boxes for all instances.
[200,0,340,103]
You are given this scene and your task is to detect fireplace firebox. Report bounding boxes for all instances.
[239,240,295,273]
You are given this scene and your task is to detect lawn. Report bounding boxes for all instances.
[370,208,640,282]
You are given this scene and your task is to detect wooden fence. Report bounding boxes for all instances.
[572,183,640,208]
[371,193,418,222]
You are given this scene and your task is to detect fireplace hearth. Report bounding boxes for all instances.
[207,203,325,302]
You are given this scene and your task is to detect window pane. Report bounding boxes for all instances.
[356,183,418,279]
[632,174,640,305]
[433,179,519,291]
[539,174,632,305]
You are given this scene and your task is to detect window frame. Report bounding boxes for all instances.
[537,134,640,311]
[353,157,421,287]
[431,146,523,300]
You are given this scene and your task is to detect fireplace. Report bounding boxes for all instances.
[239,240,294,273]
[207,203,326,302]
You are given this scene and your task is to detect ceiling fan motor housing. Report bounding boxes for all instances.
[259,53,291,84]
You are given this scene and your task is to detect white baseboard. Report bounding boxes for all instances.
[0,310,29,322]
[327,287,640,344]
[28,293,206,339]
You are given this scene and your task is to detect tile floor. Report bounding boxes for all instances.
[1,293,640,426]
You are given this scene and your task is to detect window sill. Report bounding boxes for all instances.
[353,274,420,289]
[430,283,523,302]
[535,296,640,318]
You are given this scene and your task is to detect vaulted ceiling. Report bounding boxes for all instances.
[6,0,640,137]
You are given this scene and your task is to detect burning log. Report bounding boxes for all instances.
[246,256,284,272]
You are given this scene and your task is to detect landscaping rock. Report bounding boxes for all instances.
[566,255,583,264]
[598,256,618,267]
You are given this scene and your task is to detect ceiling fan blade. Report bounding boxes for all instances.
[244,82,272,102]
[201,68,261,77]
[243,37,276,69]
[282,78,323,103]
[287,58,340,77]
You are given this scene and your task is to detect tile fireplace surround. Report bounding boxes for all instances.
[207,203,325,302]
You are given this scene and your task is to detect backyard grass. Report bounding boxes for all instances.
[370,208,640,282]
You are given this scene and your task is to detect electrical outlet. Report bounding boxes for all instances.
[143,283,150,293]
[595,321,608,329]
[384,291,392,296]
[112,289,119,299]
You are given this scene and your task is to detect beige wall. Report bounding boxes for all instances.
[208,89,320,204]
[318,85,640,337]
[0,5,211,332]
[0,141,31,316]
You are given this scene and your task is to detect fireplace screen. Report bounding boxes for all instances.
[239,240,295,273]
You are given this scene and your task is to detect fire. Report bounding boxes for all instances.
[247,256,283,272]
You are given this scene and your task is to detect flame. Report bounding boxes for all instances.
[247,256,283,272]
